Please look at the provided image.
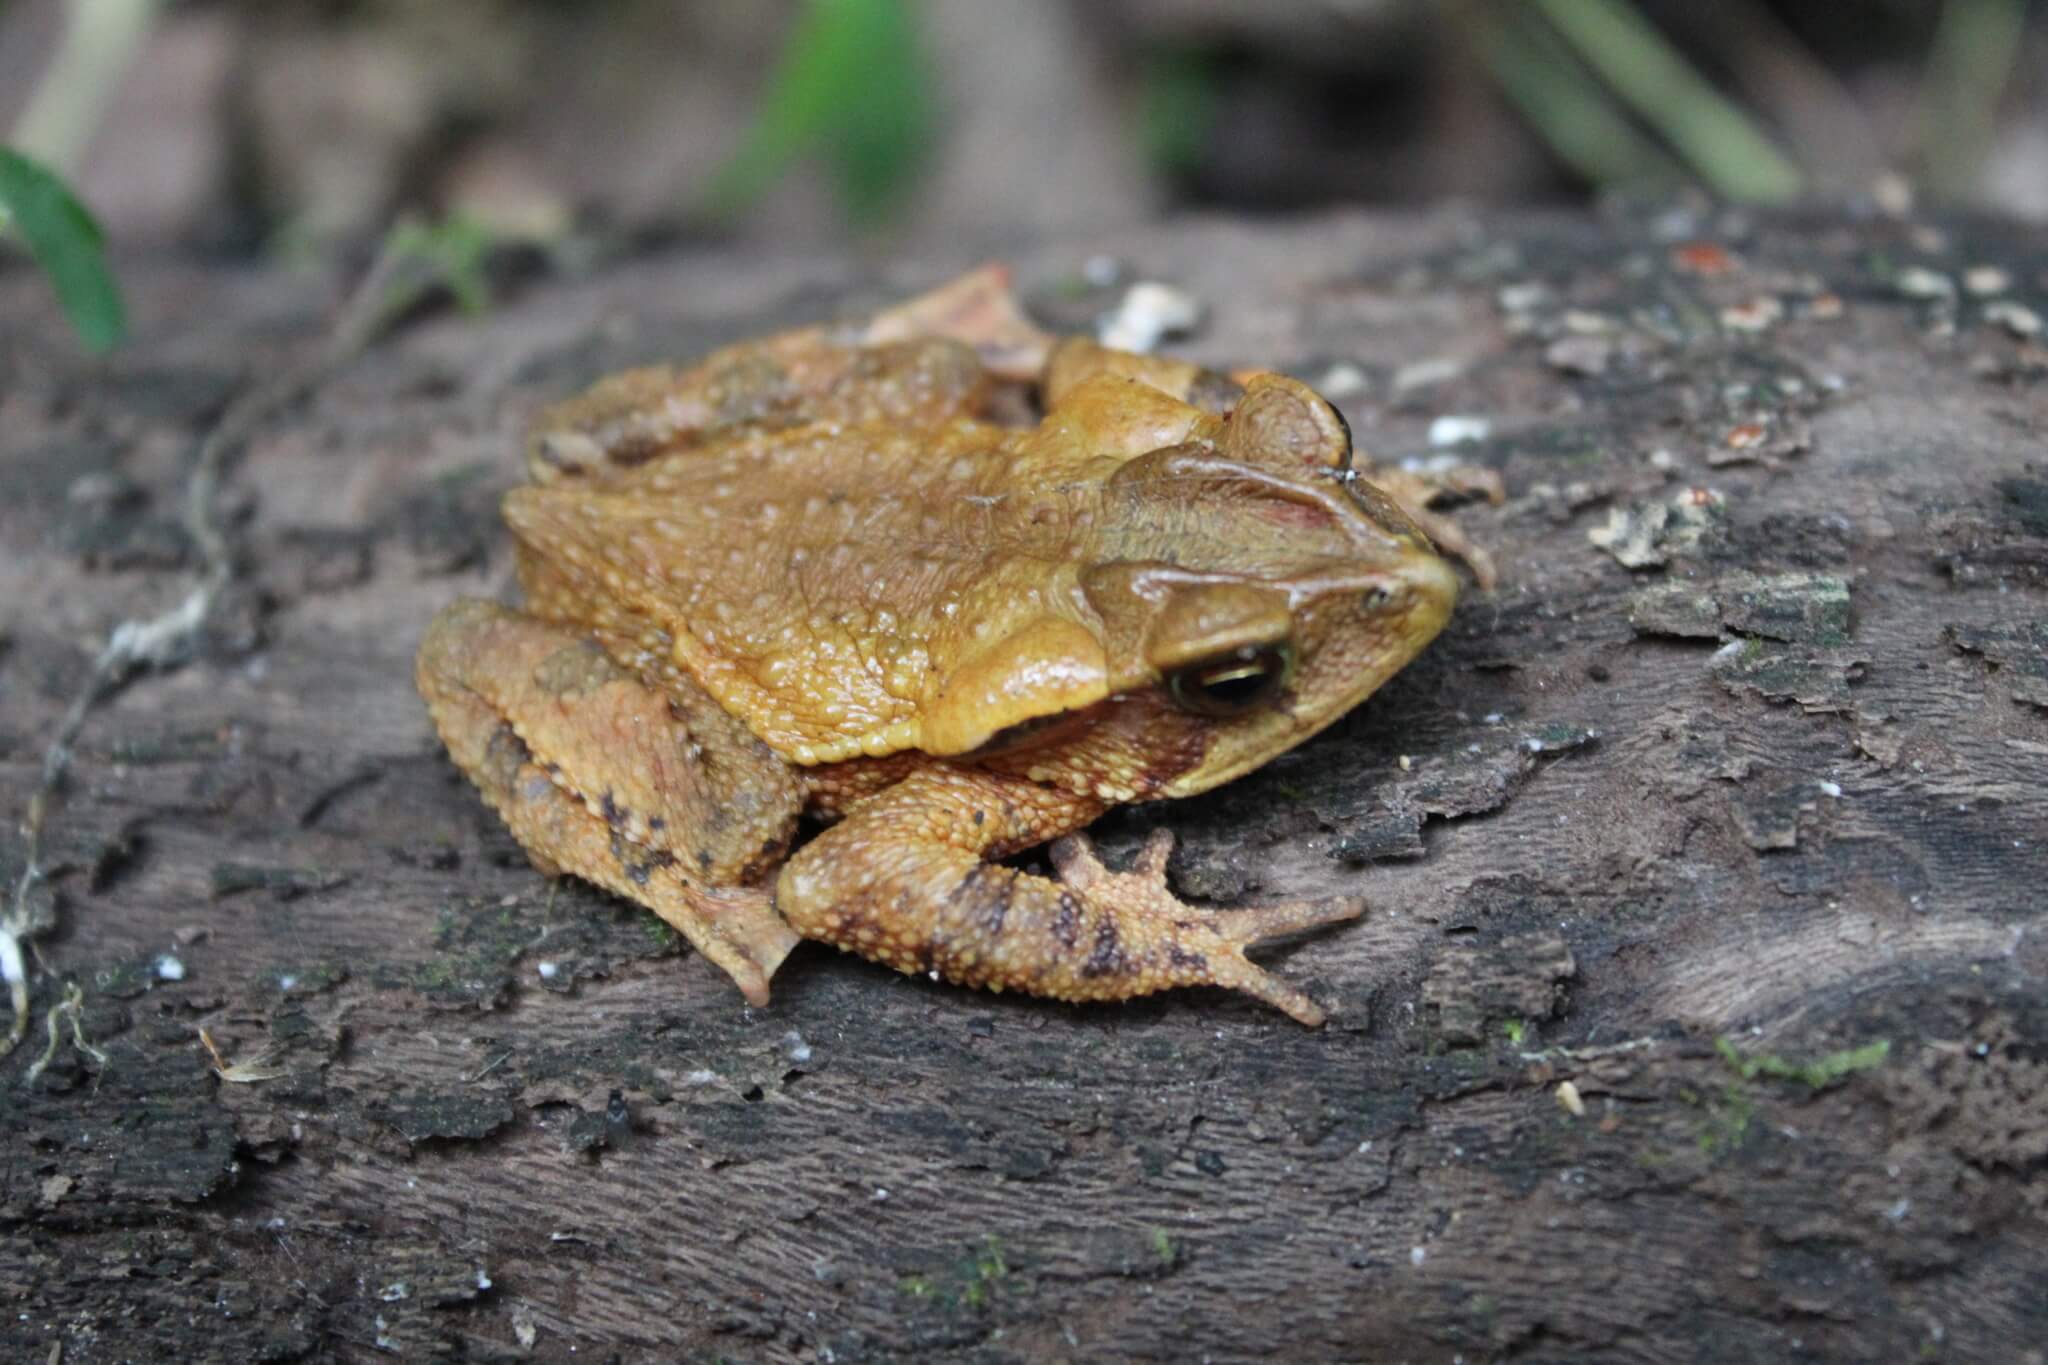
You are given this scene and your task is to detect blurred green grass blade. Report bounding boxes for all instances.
[1139,47,1220,177]
[1465,4,1682,191]
[11,0,163,175]
[0,146,126,353]
[1918,0,2030,197]
[1532,0,1805,202]
[706,0,934,227]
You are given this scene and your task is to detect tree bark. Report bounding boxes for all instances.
[4,209,2044,1363]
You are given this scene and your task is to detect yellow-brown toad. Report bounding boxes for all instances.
[417,268,1461,1025]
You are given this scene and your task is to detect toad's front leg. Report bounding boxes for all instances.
[417,600,806,1003]
[777,766,1361,1025]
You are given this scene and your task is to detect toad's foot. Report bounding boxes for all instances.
[776,766,1360,1026]
[1049,830,1362,1027]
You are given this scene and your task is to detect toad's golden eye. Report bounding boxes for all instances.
[1168,644,1294,718]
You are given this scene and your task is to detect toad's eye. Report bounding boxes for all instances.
[1168,644,1294,718]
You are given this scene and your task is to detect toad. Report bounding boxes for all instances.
[417,268,1465,1024]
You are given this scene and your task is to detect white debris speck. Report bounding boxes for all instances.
[1315,362,1369,400]
[536,960,559,980]
[1885,1198,1912,1223]
[1483,712,1503,725]
[1719,295,1783,332]
[154,954,186,982]
[1871,171,1913,217]
[1393,356,1463,393]
[1409,1246,1427,1267]
[1984,299,2043,337]
[379,1282,410,1302]
[872,1188,890,1202]
[1096,281,1201,353]
[1524,737,1547,753]
[1496,281,1552,313]
[475,1268,493,1290]
[1428,415,1491,448]
[1963,265,2010,296]
[1398,452,1470,477]
[1398,755,1412,772]
[782,1030,813,1065]
[1817,780,1843,798]
[276,974,299,993]
[1555,1080,1586,1117]
[1895,266,1955,300]
[684,1069,719,1086]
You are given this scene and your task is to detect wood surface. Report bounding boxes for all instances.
[4,209,2045,1363]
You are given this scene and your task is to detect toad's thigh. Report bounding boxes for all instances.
[416,599,802,884]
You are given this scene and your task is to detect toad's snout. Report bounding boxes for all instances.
[1395,549,1460,651]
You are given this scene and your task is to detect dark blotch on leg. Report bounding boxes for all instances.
[608,831,674,887]
[1053,892,1082,950]
[1081,916,1127,979]
[956,864,1015,938]
[482,723,532,787]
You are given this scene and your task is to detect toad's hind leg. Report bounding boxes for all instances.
[416,600,805,1004]
[776,766,1360,1025]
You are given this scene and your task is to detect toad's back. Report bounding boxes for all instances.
[505,415,1113,765]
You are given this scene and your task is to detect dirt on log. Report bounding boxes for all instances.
[4,209,2045,1363]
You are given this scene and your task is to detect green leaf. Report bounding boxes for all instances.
[1138,47,1219,178]
[384,215,496,316]
[705,0,934,228]
[0,145,126,353]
